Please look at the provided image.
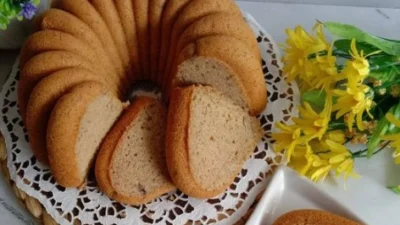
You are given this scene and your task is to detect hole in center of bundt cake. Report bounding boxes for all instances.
[127,80,162,102]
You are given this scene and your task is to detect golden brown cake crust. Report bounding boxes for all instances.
[114,0,140,78]
[18,50,111,120]
[54,0,130,93]
[19,30,118,94]
[176,12,260,61]
[90,0,133,84]
[25,68,100,164]
[132,0,150,79]
[272,209,362,225]
[95,97,175,205]
[38,9,123,85]
[149,0,167,82]
[47,81,114,187]
[157,0,192,85]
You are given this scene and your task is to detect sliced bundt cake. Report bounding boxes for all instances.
[18,0,267,200]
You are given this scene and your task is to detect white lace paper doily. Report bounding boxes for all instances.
[0,13,299,225]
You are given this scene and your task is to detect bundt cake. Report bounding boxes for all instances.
[18,0,267,203]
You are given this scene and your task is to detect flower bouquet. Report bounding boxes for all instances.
[0,0,39,29]
[273,22,400,191]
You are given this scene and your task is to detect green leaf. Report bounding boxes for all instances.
[381,37,400,43]
[368,102,400,157]
[0,21,6,30]
[334,39,380,55]
[33,0,40,5]
[301,90,326,111]
[368,55,400,71]
[388,186,400,195]
[367,115,389,157]
[369,67,400,83]
[325,22,400,56]
[0,13,9,24]
[387,102,400,134]
[4,1,9,12]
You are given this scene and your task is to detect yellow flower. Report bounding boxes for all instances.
[288,143,314,175]
[332,84,373,131]
[304,153,331,182]
[325,130,346,144]
[293,95,332,140]
[287,141,332,182]
[309,46,345,91]
[271,122,306,162]
[309,130,346,153]
[324,140,358,180]
[306,132,357,182]
[282,25,330,83]
[381,113,400,164]
[341,39,381,87]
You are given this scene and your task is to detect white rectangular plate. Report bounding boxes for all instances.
[246,167,366,225]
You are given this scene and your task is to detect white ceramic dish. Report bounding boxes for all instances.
[246,167,366,225]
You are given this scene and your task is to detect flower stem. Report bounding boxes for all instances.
[352,141,390,158]
[332,50,352,59]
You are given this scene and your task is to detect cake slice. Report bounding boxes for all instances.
[96,96,175,204]
[166,85,263,198]
[47,81,123,187]
[169,36,267,115]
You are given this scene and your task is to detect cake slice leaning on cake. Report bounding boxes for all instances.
[47,81,123,187]
[162,0,242,92]
[166,85,263,198]
[96,96,175,204]
[169,35,266,115]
